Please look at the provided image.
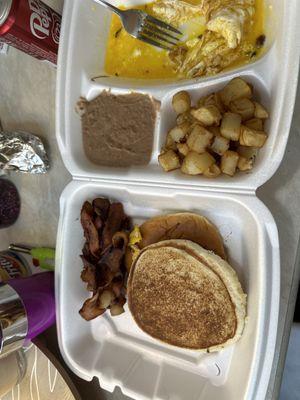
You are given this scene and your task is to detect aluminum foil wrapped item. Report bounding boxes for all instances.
[0,131,49,174]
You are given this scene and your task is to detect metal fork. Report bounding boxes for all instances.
[92,0,182,50]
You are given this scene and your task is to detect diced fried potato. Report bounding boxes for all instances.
[229,98,255,121]
[239,126,267,148]
[254,101,269,119]
[177,142,189,157]
[168,127,185,144]
[164,134,177,151]
[168,122,190,143]
[198,93,225,113]
[160,79,268,180]
[187,125,213,153]
[172,91,191,114]
[197,93,215,108]
[220,112,242,141]
[209,126,221,136]
[245,118,264,130]
[203,163,221,178]
[181,151,215,175]
[211,135,230,156]
[220,78,252,106]
[221,150,239,176]
[158,150,181,172]
[110,304,125,316]
[180,121,191,134]
[191,105,222,126]
[176,111,194,126]
[214,92,226,113]
[99,290,115,309]
[238,156,254,171]
[237,145,258,159]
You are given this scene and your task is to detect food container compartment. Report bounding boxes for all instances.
[65,0,276,87]
[57,0,300,190]
[56,180,279,400]
[58,64,287,190]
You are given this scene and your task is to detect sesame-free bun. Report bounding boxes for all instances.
[139,213,226,259]
[128,239,246,351]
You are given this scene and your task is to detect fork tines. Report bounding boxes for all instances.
[139,14,182,50]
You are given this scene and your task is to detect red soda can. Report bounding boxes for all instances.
[0,0,61,64]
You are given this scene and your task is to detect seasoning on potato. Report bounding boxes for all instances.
[158,77,269,178]
[172,91,191,114]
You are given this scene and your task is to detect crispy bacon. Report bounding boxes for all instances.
[92,198,110,220]
[80,201,100,257]
[79,290,105,321]
[80,256,97,292]
[102,203,126,251]
[79,198,131,321]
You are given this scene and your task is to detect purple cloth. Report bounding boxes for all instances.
[9,272,55,340]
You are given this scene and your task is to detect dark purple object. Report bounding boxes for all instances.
[0,179,20,228]
[9,272,55,340]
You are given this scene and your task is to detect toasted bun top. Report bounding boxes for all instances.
[128,240,246,351]
[139,213,226,259]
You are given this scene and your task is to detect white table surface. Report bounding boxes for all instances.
[1,1,299,398]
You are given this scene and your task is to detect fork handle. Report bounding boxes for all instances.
[92,0,123,17]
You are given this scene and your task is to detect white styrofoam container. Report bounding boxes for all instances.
[55,0,300,399]
[56,180,280,400]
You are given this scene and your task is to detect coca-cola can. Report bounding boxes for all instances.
[0,0,61,64]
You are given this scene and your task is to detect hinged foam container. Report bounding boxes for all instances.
[55,0,300,399]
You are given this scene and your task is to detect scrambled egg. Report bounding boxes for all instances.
[105,0,265,79]
[151,0,205,26]
[128,226,142,262]
[207,8,244,48]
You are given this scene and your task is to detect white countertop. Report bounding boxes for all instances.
[0,1,299,398]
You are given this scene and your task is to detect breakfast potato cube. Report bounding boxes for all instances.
[176,111,194,126]
[187,125,213,153]
[172,91,191,114]
[220,112,242,141]
[239,126,267,148]
[198,93,225,113]
[238,156,254,171]
[254,101,269,119]
[203,163,221,178]
[245,118,264,130]
[237,145,258,159]
[177,143,189,157]
[214,92,226,113]
[221,150,239,176]
[110,303,125,316]
[191,105,222,126]
[99,290,115,309]
[220,78,252,106]
[158,150,181,172]
[197,93,215,108]
[168,125,189,144]
[209,126,221,136]
[181,151,215,175]
[164,134,177,151]
[229,98,255,121]
[168,122,190,142]
[211,135,230,156]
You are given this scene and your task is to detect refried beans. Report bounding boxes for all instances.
[78,91,157,167]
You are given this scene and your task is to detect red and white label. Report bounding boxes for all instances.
[28,0,52,40]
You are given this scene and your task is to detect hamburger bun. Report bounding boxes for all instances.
[128,239,246,351]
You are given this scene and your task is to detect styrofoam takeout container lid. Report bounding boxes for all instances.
[55,0,300,399]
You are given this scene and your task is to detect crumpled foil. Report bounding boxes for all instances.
[0,131,49,173]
